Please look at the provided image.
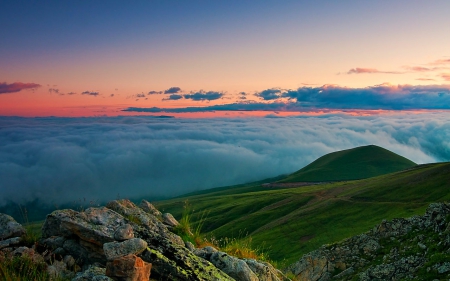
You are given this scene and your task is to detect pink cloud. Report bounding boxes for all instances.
[0,82,41,94]
[347,68,403,74]
[441,73,450,81]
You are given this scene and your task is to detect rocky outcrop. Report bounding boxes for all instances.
[0,213,26,240]
[1,199,286,281]
[39,199,235,280]
[286,203,450,280]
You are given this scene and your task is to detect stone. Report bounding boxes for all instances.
[194,246,218,261]
[0,213,26,239]
[106,254,151,281]
[106,199,184,246]
[103,238,147,261]
[139,200,162,217]
[0,236,21,249]
[185,241,195,252]
[244,259,281,281]
[287,250,332,281]
[64,255,76,268]
[210,251,259,281]
[162,213,179,228]
[141,246,234,280]
[72,265,113,281]
[114,224,134,241]
[42,207,126,246]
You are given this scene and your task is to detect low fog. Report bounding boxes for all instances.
[1,113,449,206]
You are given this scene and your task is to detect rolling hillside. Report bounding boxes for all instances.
[155,161,450,265]
[280,145,416,182]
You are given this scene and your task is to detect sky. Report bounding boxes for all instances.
[1,0,450,117]
[1,1,450,206]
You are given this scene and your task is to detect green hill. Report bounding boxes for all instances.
[280,145,416,182]
[155,161,450,265]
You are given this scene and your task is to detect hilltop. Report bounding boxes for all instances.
[156,161,450,265]
[280,145,416,182]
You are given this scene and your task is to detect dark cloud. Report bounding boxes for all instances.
[0,82,41,94]
[281,84,450,110]
[255,88,282,100]
[126,84,450,111]
[163,94,183,101]
[110,94,114,97]
[49,88,60,94]
[184,91,224,101]
[136,93,145,98]
[148,91,163,95]
[164,87,181,94]
[82,91,99,96]
[0,114,448,207]
[347,68,403,74]
[67,92,77,95]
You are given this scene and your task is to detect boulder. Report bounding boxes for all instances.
[72,265,113,281]
[103,238,147,260]
[210,251,259,281]
[162,213,179,228]
[0,237,22,250]
[42,207,126,245]
[106,200,184,246]
[139,200,162,217]
[244,259,281,281]
[114,224,134,241]
[106,254,151,281]
[0,213,26,239]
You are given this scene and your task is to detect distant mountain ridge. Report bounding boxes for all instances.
[280,145,416,182]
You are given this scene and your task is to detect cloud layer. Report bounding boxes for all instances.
[1,114,449,207]
[127,84,450,112]
[0,82,41,94]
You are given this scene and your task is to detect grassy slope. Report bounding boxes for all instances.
[279,145,417,182]
[155,162,450,265]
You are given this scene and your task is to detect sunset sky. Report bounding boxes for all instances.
[1,0,450,117]
[2,1,450,206]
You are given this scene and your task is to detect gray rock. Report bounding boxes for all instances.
[162,213,179,228]
[72,265,113,281]
[334,267,354,279]
[0,213,26,239]
[42,207,126,246]
[64,255,76,268]
[194,246,219,261]
[139,200,162,217]
[106,199,184,246]
[103,238,147,260]
[0,236,21,249]
[141,243,234,280]
[185,241,195,252]
[114,224,134,241]
[47,260,75,280]
[210,251,259,281]
[287,249,332,281]
[244,258,281,281]
[42,236,66,249]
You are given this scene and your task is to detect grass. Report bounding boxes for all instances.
[280,145,417,182]
[0,254,48,281]
[156,161,450,265]
[0,254,70,281]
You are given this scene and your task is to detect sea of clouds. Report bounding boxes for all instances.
[1,113,449,207]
